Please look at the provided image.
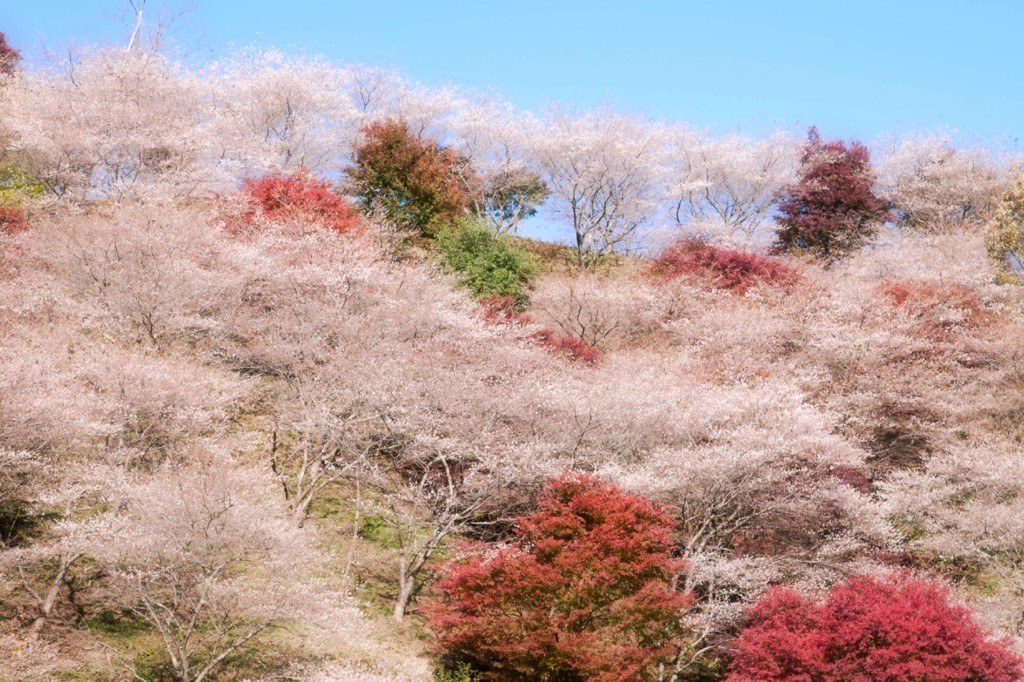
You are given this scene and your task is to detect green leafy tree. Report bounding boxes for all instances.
[436,219,538,307]
[985,171,1024,283]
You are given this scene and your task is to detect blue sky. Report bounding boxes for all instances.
[5,1,1022,144]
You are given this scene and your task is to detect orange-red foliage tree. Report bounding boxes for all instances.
[238,171,360,235]
[727,575,1023,682]
[348,119,478,235]
[427,474,691,682]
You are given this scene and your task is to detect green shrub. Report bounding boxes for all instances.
[435,220,538,307]
[435,662,480,682]
[0,165,45,206]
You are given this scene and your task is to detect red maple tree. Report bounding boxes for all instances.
[774,127,890,259]
[427,474,691,682]
[728,574,1023,682]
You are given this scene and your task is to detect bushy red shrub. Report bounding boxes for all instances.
[728,575,1022,682]
[237,171,361,235]
[531,328,603,365]
[877,280,992,339]
[478,294,533,326]
[651,238,800,293]
[0,206,29,235]
[427,474,692,682]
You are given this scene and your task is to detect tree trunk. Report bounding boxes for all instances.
[28,552,80,641]
[393,576,414,621]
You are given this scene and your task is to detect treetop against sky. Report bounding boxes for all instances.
[5,0,1023,143]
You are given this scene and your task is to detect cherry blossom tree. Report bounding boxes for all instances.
[668,128,798,247]
[4,48,217,200]
[97,463,321,682]
[207,49,360,176]
[530,108,670,267]
[447,96,548,235]
[876,132,1002,231]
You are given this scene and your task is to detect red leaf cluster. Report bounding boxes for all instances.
[0,206,29,235]
[236,171,361,235]
[531,329,603,365]
[651,238,800,293]
[775,127,890,258]
[427,474,691,682]
[728,575,1023,682]
[829,465,872,494]
[877,279,993,339]
[0,32,19,76]
[478,294,533,326]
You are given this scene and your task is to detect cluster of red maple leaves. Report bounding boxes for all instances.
[426,474,1023,682]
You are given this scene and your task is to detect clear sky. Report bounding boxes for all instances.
[4,0,1023,145]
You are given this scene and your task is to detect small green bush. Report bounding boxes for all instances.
[435,662,480,682]
[0,165,45,206]
[435,220,538,307]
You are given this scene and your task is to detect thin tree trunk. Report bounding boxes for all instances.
[393,575,414,621]
[27,552,81,641]
[342,478,361,587]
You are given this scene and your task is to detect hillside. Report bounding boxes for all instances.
[1,41,1024,682]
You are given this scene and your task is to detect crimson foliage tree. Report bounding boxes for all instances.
[727,575,1023,682]
[774,127,889,259]
[0,33,19,76]
[427,474,691,682]
[237,171,360,235]
[348,119,478,236]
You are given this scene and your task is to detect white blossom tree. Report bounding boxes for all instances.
[529,108,670,267]
[96,462,321,682]
[875,131,1004,231]
[207,49,361,177]
[3,48,217,200]
[667,128,798,247]
[447,95,547,235]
